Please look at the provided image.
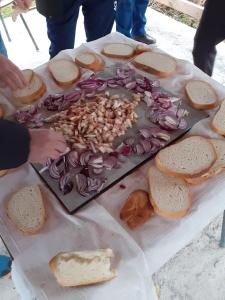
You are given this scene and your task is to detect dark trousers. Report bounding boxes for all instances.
[0,32,7,57]
[193,0,225,76]
[46,0,115,58]
[116,0,148,37]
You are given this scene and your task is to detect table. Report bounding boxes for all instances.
[1,32,225,300]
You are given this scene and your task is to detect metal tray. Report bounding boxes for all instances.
[32,84,208,214]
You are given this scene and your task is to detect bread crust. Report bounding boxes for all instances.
[0,169,7,177]
[48,59,81,87]
[185,80,219,110]
[101,43,135,59]
[155,136,217,179]
[132,52,177,77]
[211,101,225,135]
[0,104,5,118]
[75,53,105,72]
[148,168,192,219]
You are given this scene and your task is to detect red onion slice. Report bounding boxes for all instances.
[80,151,93,166]
[140,139,152,153]
[67,151,79,168]
[88,155,104,168]
[59,173,73,195]
[75,173,89,197]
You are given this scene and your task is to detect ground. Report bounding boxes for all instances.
[1,6,225,300]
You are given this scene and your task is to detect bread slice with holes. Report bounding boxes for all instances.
[75,52,105,71]
[185,139,225,184]
[155,136,216,179]
[49,249,117,287]
[132,51,176,77]
[13,70,46,104]
[148,166,191,219]
[48,59,80,87]
[185,80,218,110]
[102,43,135,59]
[6,185,46,234]
[212,100,225,135]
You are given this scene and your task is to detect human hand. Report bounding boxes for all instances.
[0,55,27,90]
[28,129,67,164]
[13,0,32,10]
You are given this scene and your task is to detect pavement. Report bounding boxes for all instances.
[1,6,225,300]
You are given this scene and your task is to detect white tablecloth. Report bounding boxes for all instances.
[1,32,225,300]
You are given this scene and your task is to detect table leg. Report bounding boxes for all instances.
[0,13,11,42]
[19,14,39,51]
[219,210,225,247]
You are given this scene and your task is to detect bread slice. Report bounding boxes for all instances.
[0,169,7,177]
[102,43,135,59]
[120,190,154,229]
[185,80,218,110]
[49,249,116,287]
[155,136,216,179]
[75,52,105,72]
[148,166,191,219]
[7,185,46,234]
[13,72,46,104]
[23,69,34,84]
[185,139,225,184]
[132,51,176,77]
[212,100,225,135]
[48,59,80,87]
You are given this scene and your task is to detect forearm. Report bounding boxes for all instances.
[0,119,30,169]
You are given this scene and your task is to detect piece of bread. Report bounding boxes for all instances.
[49,249,116,287]
[148,166,191,219]
[185,139,225,184]
[135,44,151,55]
[13,71,46,104]
[6,185,46,234]
[132,51,176,77]
[102,43,135,59]
[212,100,225,135]
[75,52,105,72]
[185,80,218,110]
[0,169,7,177]
[120,190,154,229]
[48,59,80,87]
[155,136,216,179]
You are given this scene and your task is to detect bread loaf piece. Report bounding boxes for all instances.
[185,80,218,110]
[75,52,105,71]
[13,70,46,104]
[48,59,80,87]
[49,249,116,287]
[120,190,154,229]
[212,100,225,135]
[132,51,176,77]
[102,43,135,59]
[148,166,191,219]
[155,136,216,178]
[6,185,46,234]
[0,170,7,177]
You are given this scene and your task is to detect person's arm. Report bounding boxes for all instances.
[0,119,67,170]
[0,119,30,169]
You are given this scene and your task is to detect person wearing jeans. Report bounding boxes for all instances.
[0,32,7,57]
[116,0,156,44]
[193,0,225,76]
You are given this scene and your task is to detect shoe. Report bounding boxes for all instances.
[133,34,156,45]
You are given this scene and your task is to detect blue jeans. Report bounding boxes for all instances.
[116,0,149,37]
[0,32,7,57]
[46,0,115,58]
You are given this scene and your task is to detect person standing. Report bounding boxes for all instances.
[192,0,225,76]
[15,0,115,58]
[116,0,156,44]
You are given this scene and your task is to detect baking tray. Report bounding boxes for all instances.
[32,82,208,214]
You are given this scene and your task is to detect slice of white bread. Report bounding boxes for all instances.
[132,51,176,77]
[148,166,191,219]
[102,43,135,59]
[13,70,46,104]
[75,52,105,72]
[212,100,225,135]
[155,136,216,179]
[0,169,7,177]
[6,185,46,234]
[48,59,80,87]
[185,80,218,110]
[185,139,225,184]
[49,249,116,287]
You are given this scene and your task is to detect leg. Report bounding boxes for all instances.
[0,32,7,57]
[83,0,115,41]
[115,0,134,37]
[132,0,148,36]
[19,14,39,51]
[193,0,225,76]
[220,211,225,248]
[46,1,81,58]
[0,14,11,42]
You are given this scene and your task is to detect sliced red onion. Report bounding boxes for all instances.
[151,138,165,148]
[59,173,73,195]
[80,151,93,166]
[124,137,135,146]
[88,155,103,168]
[134,143,145,156]
[178,118,187,130]
[117,144,133,156]
[75,173,89,197]
[67,151,79,167]
[139,128,153,139]
[155,132,171,142]
[15,105,37,123]
[48,157,65,179]
[140,139,152,153]
[125,81,136,90]
[103,156,117,170]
